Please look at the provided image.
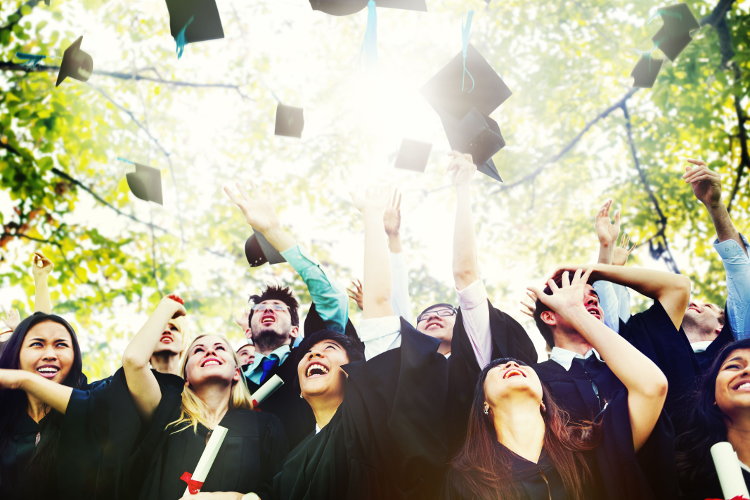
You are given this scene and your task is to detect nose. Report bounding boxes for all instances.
[42,346,58,361]
[501,360,520,370]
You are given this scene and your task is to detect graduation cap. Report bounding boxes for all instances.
[651,3,699,61]
[394,139,432,172]
[309,0,426,16]
[56,36,93,87]
[166,0,224,47]
[442,108,505,167]
[274,103,304,138]
[630,55,664,88]
[244,232,286,267]
[422,44,512,120]
[125,163,163,205]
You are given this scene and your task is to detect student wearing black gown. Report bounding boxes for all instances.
[677,338,750,499]
[119,295,287,500]
[444,269,670,500]
[0,312,84,500]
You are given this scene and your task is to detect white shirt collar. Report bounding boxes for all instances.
[691,340,714,353]
[549,346,603,371]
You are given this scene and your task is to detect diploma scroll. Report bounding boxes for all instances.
[711,441,750,499]
[251,374,284,407]
[181,425,229,495]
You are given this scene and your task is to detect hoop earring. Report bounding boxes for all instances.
[540,401,547,413]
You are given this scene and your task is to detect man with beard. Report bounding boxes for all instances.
[225,183,349,447]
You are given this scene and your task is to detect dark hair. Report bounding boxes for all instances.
[295,329,365,364]
[0,312,85,495]
[448,357,596,500]
[533,273,597,348]
[248,284,300,326]
[676,338,750,484]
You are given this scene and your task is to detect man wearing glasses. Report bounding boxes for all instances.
[225,183,349,447]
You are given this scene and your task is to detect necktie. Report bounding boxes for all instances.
[260,356,279,384]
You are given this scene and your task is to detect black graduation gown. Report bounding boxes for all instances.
[680,457,750,500]
[0,412,51,500]
[273,319,449,500]
[246,303,359,449]
[696,317,735,375]
[119,370,288,500]
[442,392,659,500]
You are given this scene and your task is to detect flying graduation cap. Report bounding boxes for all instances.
[275,103,304,138]
[125,162,163,205]
[165,0,224,57]
[651,3,700,61]
[630,55,664,88]
[56,36,93,87]
[244,232,286,267]
[309,0,427,16]
[421,44,511,182]
[394,139,432,172]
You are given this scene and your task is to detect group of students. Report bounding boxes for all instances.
[0,152,749,500]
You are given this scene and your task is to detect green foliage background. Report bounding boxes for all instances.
[0,0,748,377]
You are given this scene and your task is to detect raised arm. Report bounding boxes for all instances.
[529,269,668,450]
[383,190,413,319]
[225,183,348,333]
[0,368,73,414]
[32,252,53,314]
[122,295,185,419]
[684,159,745,250]
[451,153,480,290]
[559,264,691,330]
[351,186,393,319]
[594,200,620,265]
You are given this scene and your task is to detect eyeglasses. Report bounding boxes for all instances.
[416,307,456,324]
[252,303,290,313]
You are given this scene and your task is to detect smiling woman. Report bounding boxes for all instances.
[0,312,84,500]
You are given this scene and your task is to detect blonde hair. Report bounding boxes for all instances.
[167,334,254,434]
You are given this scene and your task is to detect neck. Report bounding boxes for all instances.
[306,393,343,430]
[682,322,719,344]
[192,381,233,428]
[727,415,750,466]
[491,398,546,463]
[150,351,181,375]
[254,338,290,357]
[437,340,451,356]
[26,393,49,423]
[554,331,593,357]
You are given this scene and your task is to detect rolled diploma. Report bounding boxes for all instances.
[183,425,229,495]
[711,441,750,499]
[251,374,284,406]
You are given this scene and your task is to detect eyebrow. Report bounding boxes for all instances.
[723,356,745,366]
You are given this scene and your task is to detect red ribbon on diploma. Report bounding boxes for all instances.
[180,472,204,494]
[705,497,750,500]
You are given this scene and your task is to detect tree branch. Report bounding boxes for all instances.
[0,62,252,100]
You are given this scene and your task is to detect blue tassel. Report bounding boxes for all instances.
[461,10,475,93]
[16,52,46,67]
[361,0,378,66]
[116,157,136,165]
[175,16,195,59]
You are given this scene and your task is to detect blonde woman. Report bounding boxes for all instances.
[121,295,287,500]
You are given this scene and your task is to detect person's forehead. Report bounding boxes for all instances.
[28,321,72,340]
[261,299,286,305]
[722,348,750,365]
[191,335,228,349]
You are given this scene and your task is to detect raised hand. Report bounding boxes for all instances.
[350,184,392,215]
[223,182,281,232]
[383,189,402,238]
[528,268,594,315]
[520,290,537,318]
[447,151,476,187]
[595,200,621,248]
[2,308,21,331]
[683,158,722,208]
[613,233,636,266]
[32,252,53,280]
[346,279,364,311]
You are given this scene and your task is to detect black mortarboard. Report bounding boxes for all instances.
[442,108,505,168]
[166,0,224,45]
[308,0,426,15]
[244,232,285,267]
[275,103,304,138]
[478,159,502,183]
[651,3,699,61]
[630,55,664,88]
[394,139,431,172]
[125,163,163,205]
[422,44,512,119]
[56,36,93,87]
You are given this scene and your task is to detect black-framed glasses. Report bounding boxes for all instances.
[252,303,289,313]
[417,307,457,324]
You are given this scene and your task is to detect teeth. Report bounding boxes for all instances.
[738,383,750,391]
[306,363,329,377]
[37,367,59,373]
[203,360,220,366]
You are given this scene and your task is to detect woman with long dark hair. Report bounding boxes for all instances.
[0,312,84,499]
[445,269,670,500]
[677,338,750,499]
